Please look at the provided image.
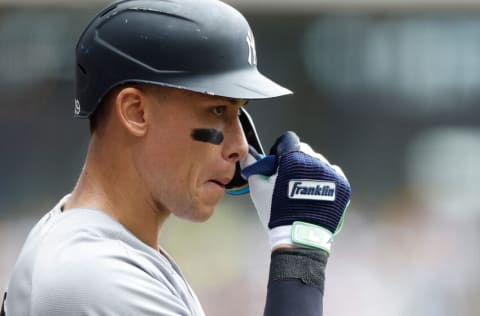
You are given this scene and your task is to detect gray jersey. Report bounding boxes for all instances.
[5,195,205,316]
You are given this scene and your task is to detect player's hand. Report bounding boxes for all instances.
[241,131,351,253]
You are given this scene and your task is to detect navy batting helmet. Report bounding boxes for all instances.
[74,0,292,118]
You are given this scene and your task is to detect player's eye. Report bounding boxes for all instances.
[212,106,226,117]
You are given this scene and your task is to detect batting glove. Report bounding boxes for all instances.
[241,131,351,253]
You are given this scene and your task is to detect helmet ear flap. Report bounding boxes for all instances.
[76,63,88,93]
[225,107,264,194]
[74,63,89,116]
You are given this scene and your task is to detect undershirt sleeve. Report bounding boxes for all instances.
[264,248,328,316]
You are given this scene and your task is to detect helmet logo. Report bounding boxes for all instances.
[74,99,81,116]
[246,30,257,66]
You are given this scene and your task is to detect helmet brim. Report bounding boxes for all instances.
[139,67,293,100]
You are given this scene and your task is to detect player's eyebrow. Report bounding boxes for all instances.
[223,98,247,107]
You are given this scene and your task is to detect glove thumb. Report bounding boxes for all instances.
[241,153,277,179]
[241,131,302,179]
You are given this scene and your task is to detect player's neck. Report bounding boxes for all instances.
[63,137,169,250]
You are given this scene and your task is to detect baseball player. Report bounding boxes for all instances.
[2,0,351,315]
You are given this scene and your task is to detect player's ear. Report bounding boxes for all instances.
[115,87,148,137]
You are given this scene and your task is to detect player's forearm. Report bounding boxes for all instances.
[264,247,328,316]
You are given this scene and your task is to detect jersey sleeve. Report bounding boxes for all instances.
[263,248,328,316]
[31,242,192,316]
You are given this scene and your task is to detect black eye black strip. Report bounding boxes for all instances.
[191,128,224,145]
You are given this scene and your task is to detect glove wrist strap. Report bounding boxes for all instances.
[269,222,334,254]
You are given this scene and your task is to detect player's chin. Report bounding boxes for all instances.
[180,182,224,222]
[190,207,216,222]
[179,202,215,222]
[192,195,224,222]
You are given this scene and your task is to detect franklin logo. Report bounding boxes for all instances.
[246,30,257,66]
[288,180,336,201]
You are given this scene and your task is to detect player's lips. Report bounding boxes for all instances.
[208,176,232,189]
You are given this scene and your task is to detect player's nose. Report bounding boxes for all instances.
[223,116,249,164]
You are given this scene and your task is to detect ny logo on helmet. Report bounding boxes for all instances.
[246,30,257,66]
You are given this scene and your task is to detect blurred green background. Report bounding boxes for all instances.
[1,0,479,315]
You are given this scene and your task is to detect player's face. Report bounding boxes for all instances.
[138,87,248,222]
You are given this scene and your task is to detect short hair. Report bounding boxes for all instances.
[89,88,116,134]
[88,84,172,134]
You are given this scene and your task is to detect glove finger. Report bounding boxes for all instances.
[241,155,277,178]
[298,142,348,181]
[299,142,331,165]
[332,164,347,180]
[270,131,301,156]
